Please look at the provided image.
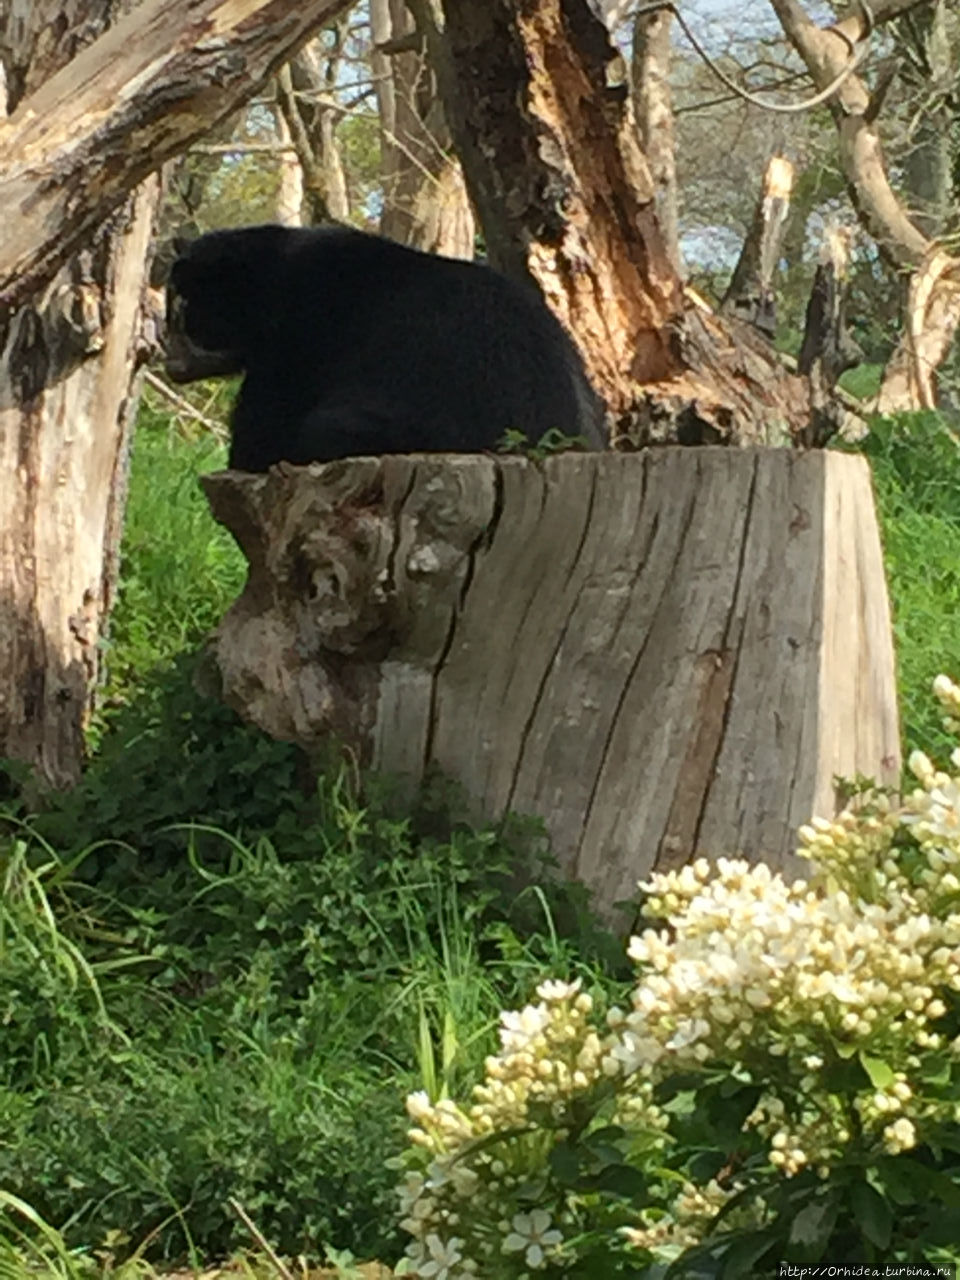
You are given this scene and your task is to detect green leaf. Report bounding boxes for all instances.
[787,1195,838,1255]
[721,1230,778,1279]
[850,1180,892,1249]
[859,1052,896,1090]
[580,1162,647,1198]
[549,1143,581,1184]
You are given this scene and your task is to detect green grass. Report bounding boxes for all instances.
[97,384,245,738]
[0,395,958,1270]
[845,411,960,761]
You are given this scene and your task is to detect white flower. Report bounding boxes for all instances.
[398,1171,427,1215]
[883,1117,917,1153]
[666,1017,710,1051]
[537,977,582,1002]
[926,781,960,840]
[418,1232,464,1279]
[499,1003,550,1052]
[407,1091,434,1122]
[934,674,959,702]
[909,750,935,782]
[502,1209,563,1268]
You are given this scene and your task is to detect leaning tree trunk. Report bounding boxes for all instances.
[423,0,815,446]
[0,0,356,784]
[202,450,901,923]
[0,2,159,786]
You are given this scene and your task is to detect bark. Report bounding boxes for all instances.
[0,0,352,783]
[276,40,351,225]
[202,450,901,922]
[722,155,794,339]
[632,7,679,272]
[0,2,161,784]
[372,0,474,258]
[273,108,306,226]
[0,0,357,306]
[427,0,816,446]
[796,225,862,445]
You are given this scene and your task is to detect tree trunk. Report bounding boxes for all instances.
[202,450,901,922]
[796,225,863,446]
[425,0,816,446]
[632,6,679,272]
[371,0,475,258]
[721,155,794,338]
[0,0,355,783]
[0,3,160,785]
[276,40,351,225]
[273,107,306,226]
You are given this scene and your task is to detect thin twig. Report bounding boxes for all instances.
[228,1197,294,1280]
[633,0,874,114]
[144,369,229,441]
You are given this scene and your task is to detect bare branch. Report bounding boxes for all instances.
[766,0,933,266]
[143,370,228,441]
[634,0,871,114]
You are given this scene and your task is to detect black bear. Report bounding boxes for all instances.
[164,224,606,472]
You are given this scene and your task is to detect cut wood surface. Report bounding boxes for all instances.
[203,449,900,919]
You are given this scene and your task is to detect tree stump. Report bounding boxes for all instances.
[202,449,900,919]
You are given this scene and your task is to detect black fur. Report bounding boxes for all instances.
[165,224,605,471]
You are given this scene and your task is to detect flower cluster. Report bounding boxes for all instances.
[620,1179,754,1253]
[399,978,617,1276]
[397,676,960,1276]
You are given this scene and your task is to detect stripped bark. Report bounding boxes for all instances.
[426,0,816,446]
[875,249,960,413]
[722,155,795,339]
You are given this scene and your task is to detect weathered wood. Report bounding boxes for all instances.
[796,225,862,447]
[0,2,163,785]
[0,0,356,306]
[875,246,960,415]
[722,155,794,338]
[425,0,819,447]
[203,450,900,920]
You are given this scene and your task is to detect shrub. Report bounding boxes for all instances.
[395,676,960,1277]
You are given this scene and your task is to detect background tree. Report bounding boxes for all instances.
[371,0,475,254]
